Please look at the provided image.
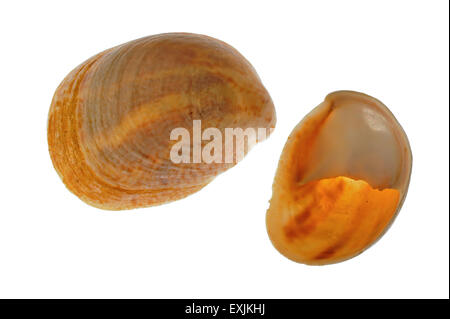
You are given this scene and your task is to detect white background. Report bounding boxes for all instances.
[0,0,448,299]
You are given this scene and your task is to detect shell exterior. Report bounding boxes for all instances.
[266,91,412,265]
[48,33,276,210]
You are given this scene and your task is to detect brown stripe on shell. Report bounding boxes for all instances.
[48,33,276,210]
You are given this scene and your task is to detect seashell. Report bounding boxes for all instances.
[266,91,412,265]
[48,33,276,210]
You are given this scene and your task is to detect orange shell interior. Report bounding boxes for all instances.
[267,91,410,265]
[267,176,399,265]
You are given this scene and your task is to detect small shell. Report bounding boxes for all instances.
[48,33,276,210]
[266,91,412,265]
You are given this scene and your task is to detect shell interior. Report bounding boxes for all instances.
[267,91,412,265]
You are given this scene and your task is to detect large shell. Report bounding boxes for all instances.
[48,33,276,210]
[266,91,412,265]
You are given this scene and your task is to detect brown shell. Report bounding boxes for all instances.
[266,91,411,265]
[48,33,276,210]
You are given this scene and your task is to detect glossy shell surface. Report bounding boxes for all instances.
[266,91,411,265]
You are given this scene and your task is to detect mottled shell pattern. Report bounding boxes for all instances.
[266,91,412,265]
